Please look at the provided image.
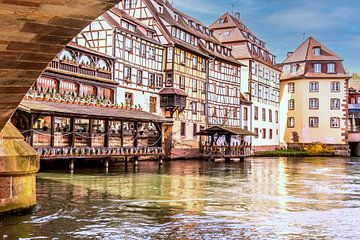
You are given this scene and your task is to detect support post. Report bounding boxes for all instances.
[50,115,55,147]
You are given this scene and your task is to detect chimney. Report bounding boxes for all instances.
[287,52,293,57]
[235,12,240,20]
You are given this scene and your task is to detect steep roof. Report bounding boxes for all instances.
[210,12,279,71]
[283,37,342,64]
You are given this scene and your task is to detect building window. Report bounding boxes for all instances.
[200,103,205,115]
[330,117,340,128]
[124,0,136,9]
[192,79,197,92]
[166,73,173,87]
[331,81,340,92]
[313,47,321,56]
[167,47,173,63]
[290,64,298,73]
[149,73,155,88]
[201,82,206,94]
[254,106,258,120]
[269,109,272,122]
[179,76,185,89]
[243,107,248,121]
[288,82,295,93]
[140,44,146,57]
[287,117,295,128]
[180,122,186,137]
[158,5,163,14]
[192,102,197,114]
[192,56,198,69]
[254,128,259,138]
[309,117,319,128]
[124,66,132,81]
[330,98,340,110]
[137,70,143,85]
[269,129,273,139]
[288,99,295,110]
[327,63,335,73]
[148,47,155,60]
[314,63,322,73]
[309,81,319,92]
[180,50,185,64]
[262,128,266,139]
[193,123,197,137]
[262,108,266,121]
[125,92,133,107]
[150,96,157,113]
[309,98,319,109]
[125,38,133,52]
[275,110,279,123]
[156,75,162,89]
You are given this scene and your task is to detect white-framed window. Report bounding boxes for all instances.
[331,81,340,92]
[191,102,197,114]
[125,38,133,52]
[137,70,143,85]
[290,65,297,73]
[287,117,295,128]
[179,75,185,89]
[330,117,340,128]
[156,75,162,89]
[330,98,340,110]
[149,73,155,88]
[140,44,146,57]
[148,47,155,60]
[313,47,321,56]
[124,66,132,80]
[158,5,163,13]
[314,63,322,73]
[167,47,173,63]
[180,50,185,64]
[192,56,198,69]
[288,99,295,110]
[309,98,319,109]
[309,117,319,128]
[192,79,197,92]
[309,81,319,92]
[327,63,335,73]
[288,82,295,93]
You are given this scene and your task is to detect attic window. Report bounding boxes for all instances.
[158,5,163,14]
[223,31,230,36]
[174,14,179,21]
[313,47,321,56]
[218,19,225,24]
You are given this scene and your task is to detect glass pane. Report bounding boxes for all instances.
[123,121,134,147]
[54,117,71,147]
[74,118,89,147]
[109,121,122,147]
[33,115,52,147]
[92,119,105,147]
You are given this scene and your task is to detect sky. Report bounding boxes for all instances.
[173,0,360,74]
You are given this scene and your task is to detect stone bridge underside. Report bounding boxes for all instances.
[0,0,120,133]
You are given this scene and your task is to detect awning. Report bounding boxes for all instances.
[159,88,187,96]
[18,100,171,123]
[196,126,256,136]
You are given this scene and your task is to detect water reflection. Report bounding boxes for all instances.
[1,158,360,239]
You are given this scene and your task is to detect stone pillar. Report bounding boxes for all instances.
[0,122,39,216]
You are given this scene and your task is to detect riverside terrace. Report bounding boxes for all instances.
[11,100,170,162]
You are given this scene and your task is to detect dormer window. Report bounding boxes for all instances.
[314,63,322,73]
[218,18,225,24]
[223,31,230,36]
[327,63,335,73]
[158,5,163,14]
[313,47,321,56]
[174,14,179,21]
[290,64,298,73]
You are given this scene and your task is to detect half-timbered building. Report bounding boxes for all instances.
[11,45,168,161]
[210,12,281,151]
[118,0,247,158]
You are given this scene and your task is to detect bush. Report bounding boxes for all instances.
[303,142,334,156]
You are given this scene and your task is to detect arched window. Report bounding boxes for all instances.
[59,50,74,61]
[97,59,110,71]
[79,55,92,65]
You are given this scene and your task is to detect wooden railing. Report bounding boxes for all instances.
[201,145,252,158]
[48,60,113,81]
[35,146,164,159]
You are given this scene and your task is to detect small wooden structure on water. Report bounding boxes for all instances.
[196,126,256,161]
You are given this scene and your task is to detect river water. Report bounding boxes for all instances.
[1,158,360,239]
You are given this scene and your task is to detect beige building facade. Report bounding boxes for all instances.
[280,37,350,154]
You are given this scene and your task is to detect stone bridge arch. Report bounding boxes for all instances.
[0,0,120,132]
[0,0,120,216]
